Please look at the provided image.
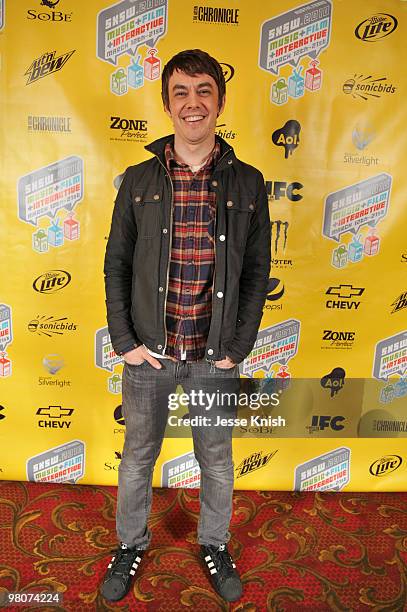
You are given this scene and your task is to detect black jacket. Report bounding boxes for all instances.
[104,134,271,364]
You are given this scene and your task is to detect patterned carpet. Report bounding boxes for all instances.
[0,482,406,611]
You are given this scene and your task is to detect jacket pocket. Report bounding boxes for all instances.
[132,187,162,238]
[224,193,255,245]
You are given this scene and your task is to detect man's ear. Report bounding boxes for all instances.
[217,95,226,117]
[164,103,172,119]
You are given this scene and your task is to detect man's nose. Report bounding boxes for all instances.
[186,90,200,107]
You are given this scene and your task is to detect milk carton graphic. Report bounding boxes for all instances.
[305,60,322,91]
[348,234,363,263]
[332,244,348,268]
[288,67,304,98]
[0,352,11,377]
[111,68,128,95]
[271,78,288,105]
[64,212,80,241]
[144,49,161,81]
[48,219,64,247]
[364,228,380,256]
[32,228,48,253]
[128,56,144,89]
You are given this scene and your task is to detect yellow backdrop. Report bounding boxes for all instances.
[1,0,406,491]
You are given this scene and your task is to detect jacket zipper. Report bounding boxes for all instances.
[155,155,174,355]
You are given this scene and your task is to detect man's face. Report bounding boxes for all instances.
[164,69,225,146]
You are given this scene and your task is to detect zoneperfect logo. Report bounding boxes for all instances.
[192,6,239,24]
[110,116,148,142]
[25,49,75,85]
[26,440,85,484]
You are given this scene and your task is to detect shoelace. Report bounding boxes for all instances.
[210,545,236,578]
[108,547,139,577]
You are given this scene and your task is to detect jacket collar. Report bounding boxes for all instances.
[145,133,235,171]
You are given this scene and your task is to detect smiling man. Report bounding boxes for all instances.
[101,49,271,604]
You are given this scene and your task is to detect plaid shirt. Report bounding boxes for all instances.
[164,141,221,361]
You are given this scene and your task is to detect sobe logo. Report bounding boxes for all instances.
[355,14,398,42]
[27,0,73,22]
[33,270,71,294]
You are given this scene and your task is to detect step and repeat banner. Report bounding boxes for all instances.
[1,0,406,491]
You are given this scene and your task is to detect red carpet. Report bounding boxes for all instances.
[0,482,406,611]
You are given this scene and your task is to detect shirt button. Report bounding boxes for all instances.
[226,200,233,208]
[153,194,160,200]
[227,159,233,165]
[162,228,168,234]
[249,203,254,210]
[134,196,141,203]
[157,344,162,350]
[219,235,225,241]
[208,348,214,355]
[217,291,223,298]
[211,180,218,187]
[158,286,164,292]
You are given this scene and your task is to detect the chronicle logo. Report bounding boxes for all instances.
[192,6,239,25]
[33,270,71,294]
[272,120,301,159]
[235,450,277,478]
[390,291,407,314]
[110,116,148,143]
[322,329,356,350]
[342,75,396,101]
[28,315,77,337]
[28,115,71,133]
[325,284,365,310]
[355,14,398,43]
[25,50,75,85]
[369,455,402,477]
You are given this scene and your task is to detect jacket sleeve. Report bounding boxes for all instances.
[225,171,271,364]
[104,168,140,355]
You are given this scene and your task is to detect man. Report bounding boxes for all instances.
[101,49,271,603]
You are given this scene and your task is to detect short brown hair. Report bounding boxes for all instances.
[161,49,226,111]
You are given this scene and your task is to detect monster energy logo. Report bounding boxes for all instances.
[270,220,289,254]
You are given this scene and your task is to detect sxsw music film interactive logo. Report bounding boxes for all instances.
[355,14,398,42]
[33,270,71,294]
[235,450,277,478]
[325,284,365,310]
[110,116,148,143]
[342,75,396,101]
[25,50,75,84]
[272,120,301,158]
[27,0,73,22]
[321,367,346,397]
[192,6,239,25]
[369,455,402,477]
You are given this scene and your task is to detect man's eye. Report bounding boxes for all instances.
[199,90,210,94]
[175,92,186,96]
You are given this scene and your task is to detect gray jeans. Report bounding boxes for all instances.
[117,357,240,549]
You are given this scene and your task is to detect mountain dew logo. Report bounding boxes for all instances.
[25,49,75,85]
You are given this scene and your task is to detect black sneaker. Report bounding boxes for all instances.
[201,543,243,602]
[100,543,144,602]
